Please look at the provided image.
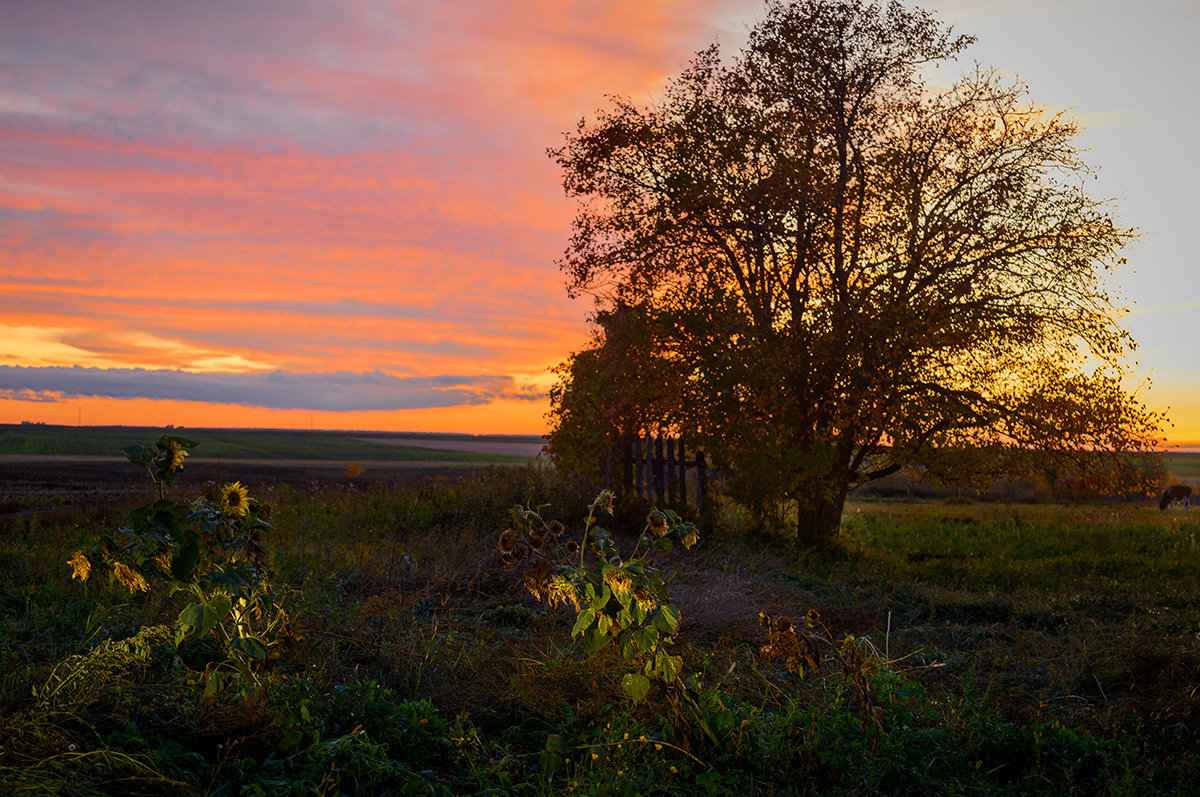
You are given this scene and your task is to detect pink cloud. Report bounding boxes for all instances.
[0,0,759,426]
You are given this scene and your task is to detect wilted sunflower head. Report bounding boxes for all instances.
[547,520,565,538]
[165,441,188,472]
[68,551,91,582]
[113,561,150,593]
[633,587,657,611]
[590,489,614,517]
[498,529,519,554]
[603,567,633,603]
[775,616,792,634]
[648,511,668,536]
[221,481,250,517]
[564,539,580,556]
[544,575,582,610]
[528,532,546,552]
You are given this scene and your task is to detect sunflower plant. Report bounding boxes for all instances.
[501,490,699,703]
[68,435,291,696]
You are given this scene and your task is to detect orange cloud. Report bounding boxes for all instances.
[2,1,756,431]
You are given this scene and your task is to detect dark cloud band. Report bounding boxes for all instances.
[0,365,540,412]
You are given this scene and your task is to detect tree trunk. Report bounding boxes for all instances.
[794,478,850,549]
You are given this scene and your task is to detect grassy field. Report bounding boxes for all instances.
[1159,451,1200,480]
[0,424,539,463]
[1,460,1198,794]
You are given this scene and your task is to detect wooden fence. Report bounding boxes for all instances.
[623,434,708,513]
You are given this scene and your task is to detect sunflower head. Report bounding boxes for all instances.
[68,551,91,582]
[603,567,633,604]
[547,520,565,538]
[113,561,150,593]
[633,587,658,612]
[165,440,188,473]
[498,529,519,554]
[543,575,582,610]
[221,481,250,517]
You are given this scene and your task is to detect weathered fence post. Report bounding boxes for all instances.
[653,433,666,504]
[621,432,634,497]
[634,437,645,500]
[622,436,708,513]
[676,439,687,507]
[665,437,676,505]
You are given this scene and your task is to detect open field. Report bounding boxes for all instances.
[0,423,543,463]
[1159,451,1200,480]
[0,424,546,523]
[2,457,1199,794]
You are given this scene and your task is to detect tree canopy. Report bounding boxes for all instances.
[547,0,1163,544]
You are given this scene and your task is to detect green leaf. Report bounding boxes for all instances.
[203,669,224,699]
[596,613,612,636]
[617,629,635,660]
[148,508,183,542]
[170,529,200,582]
[616,608,633,629]
[121,444,154,468]
[157,434,198,450]
[621,673,651,704]
[228,635,268,661]
[540,734,568,778]
[584,626,611,653]
[655,651,684,682]
[590,581,611,611]
[571,608,596,637]
[210,564,254,596]
[651,604,681,635]
[633,626,659,653]
[178,592,232,641]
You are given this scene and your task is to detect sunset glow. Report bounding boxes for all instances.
[2,1,1196,442]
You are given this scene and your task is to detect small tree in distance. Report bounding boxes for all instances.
[547,0,1163,545]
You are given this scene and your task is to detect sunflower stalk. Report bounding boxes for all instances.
[499,491,699,704]
[66,434,294,698]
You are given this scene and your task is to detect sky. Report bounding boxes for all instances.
[1,0,1197,444]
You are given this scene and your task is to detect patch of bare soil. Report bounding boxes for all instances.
[669,551,874,651]
[353,436,545,458]
[0,457,495,519]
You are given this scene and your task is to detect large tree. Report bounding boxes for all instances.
[549,0,1162,544]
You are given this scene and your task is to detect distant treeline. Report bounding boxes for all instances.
[0,425,530,464]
